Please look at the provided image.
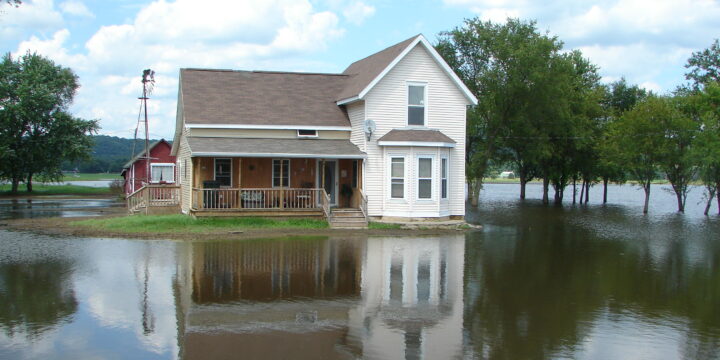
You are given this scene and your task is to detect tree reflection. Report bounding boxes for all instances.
[464,213,720,359]
[0,260,77,338]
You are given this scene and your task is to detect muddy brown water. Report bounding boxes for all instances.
[0,184,718,359]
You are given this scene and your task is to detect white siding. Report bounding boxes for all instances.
[178,127,193,213]
[361,44,468,218]
[347,101,366,151]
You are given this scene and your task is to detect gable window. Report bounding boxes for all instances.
[272,159,290,187]
[390,157,404,199]
[417,157,432,199]
[151,163,175,183]
[408,84,426,126]
[297,129,318,137]
[214,158,231,186]
[441,157,448,199]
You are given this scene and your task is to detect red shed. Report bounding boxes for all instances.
[121,139,177,195]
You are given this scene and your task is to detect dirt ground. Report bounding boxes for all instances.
[1,214,477,241]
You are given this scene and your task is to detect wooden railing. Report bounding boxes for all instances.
[192,188,329,212]
[127,185,180,213]
[358,189,368,218]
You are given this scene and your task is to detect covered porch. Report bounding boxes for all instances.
[187,138,366,218]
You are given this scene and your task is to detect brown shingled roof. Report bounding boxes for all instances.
[335,35,420,102]
[377,129,456,144]
[181,69,351,127]
[186,137,365,158]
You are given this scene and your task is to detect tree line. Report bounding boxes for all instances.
[436,18,720,214]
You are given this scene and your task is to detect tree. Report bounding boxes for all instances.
[685,39,720,88]
[436,18,564,206]
[3,0,21,7]
[693,81,720,215]
[0,52,98,193]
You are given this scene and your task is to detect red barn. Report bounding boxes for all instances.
[121,139,177,195]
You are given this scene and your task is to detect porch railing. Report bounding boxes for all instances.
[127,185,181,213]
[358,189,368,218]
[192,188,330,212]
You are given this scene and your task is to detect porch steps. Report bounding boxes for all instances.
[329,208,368,229]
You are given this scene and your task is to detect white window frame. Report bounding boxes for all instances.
[441,156,449,200]
[406,82,428,127]
[297,129,318,138]
[150,163,175,183]
[416,155,434,201]
[272,159,291,188]
[388,155,406,200]
[213,158,232,187]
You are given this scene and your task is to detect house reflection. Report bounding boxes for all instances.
[175,235,465,360]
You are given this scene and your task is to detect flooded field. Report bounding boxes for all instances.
[0,183,717,359]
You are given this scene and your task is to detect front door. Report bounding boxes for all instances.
[317,160,338,206]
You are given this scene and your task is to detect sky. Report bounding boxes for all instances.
[2,0,719,140]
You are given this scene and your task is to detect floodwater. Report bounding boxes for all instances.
[0,197,122,220]
[0,184,718,359]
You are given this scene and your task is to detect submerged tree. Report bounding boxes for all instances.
[693,82,720,215]
[0,52,98,193]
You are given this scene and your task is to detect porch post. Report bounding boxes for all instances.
[238,157,243,209]
[280,159,284,209]
[321,159,326,189]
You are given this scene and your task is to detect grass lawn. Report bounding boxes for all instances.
[72,214,329,234]
[62,173,122,181]
[0,183,112,196]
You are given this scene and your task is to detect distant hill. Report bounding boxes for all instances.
[63,135,170,173]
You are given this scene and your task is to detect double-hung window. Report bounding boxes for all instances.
[272,159,290,187]
[390,157,405,199]
[441,157,448,199]
[214,159,231,186]
[408,84,426,126]
[417,157,432,199]
[151,163,175,183]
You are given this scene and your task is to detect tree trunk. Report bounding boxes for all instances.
[579,180,585,203]
[468,179,481,207]
[676,191,685,213]
[704,187,715,216]
[519,173,527,200]
[643,181,651,214]
[27,173,33,193]
[11,178,20,194]
[603,177,608,204]
[542,178,549,205]
[572,180,577,204]
[584,181,590,204]
[717,184,720,215]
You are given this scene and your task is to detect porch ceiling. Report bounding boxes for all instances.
[187,137,366,159]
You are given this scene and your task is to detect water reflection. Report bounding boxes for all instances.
[175,235,465,360]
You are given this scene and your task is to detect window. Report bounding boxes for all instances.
[417,157,432,199]
[408,84,426,126]
[272,159,290,187]
[390,157,404,199]
[151,163,175,183]
[297,129,317,137]
[441,157,448,199]
[214,158,231,186]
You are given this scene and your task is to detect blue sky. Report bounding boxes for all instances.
[2,0,719,139]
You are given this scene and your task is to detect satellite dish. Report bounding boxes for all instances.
[363,119,376,140]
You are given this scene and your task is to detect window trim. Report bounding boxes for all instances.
[297,129,318,138]
[406,82,428,127]
[150,163,175,184]
[388,156,406,200]
[272,158,291,188]
[416,155,434,201]
[441,156,449,200]
[213,158,232,187]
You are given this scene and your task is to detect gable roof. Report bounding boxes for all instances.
[180,69,351,128]
[122,139,171,169]
[336,34,478,105]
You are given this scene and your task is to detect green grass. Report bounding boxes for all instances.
[0,183,112,195]
[72,214,329,234]
[368,222,403,229]
[62,173,122,181]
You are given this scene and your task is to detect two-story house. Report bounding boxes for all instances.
[168,34,477,227]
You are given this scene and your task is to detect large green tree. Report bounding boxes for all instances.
[685,39,720,88]
[0,52,98,193]
[435,18,564,205]
[693,81,720,215]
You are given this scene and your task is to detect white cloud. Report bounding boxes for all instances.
[343,1,376,25]
[13,0,346,138]
[59,0,94,18]
[0,0,63,42]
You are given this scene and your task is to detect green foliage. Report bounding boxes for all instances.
[685,39,720,88]
[72,215,330,233]
[0,52,98,193]
[63,135,167,173]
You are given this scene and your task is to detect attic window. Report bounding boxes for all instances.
[297,129,318,137]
